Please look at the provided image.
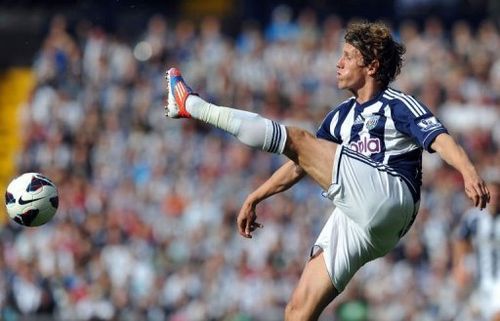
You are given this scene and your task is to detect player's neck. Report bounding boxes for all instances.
[352,82,384,104]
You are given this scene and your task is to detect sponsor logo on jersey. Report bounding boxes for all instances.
[348,135,381,154]
[365,115,380,130]
[417,117,441,132]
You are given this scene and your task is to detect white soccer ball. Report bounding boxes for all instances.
[4,172,59,227]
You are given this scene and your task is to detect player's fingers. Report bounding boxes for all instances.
[241,226,252,238]
[252,221,263,229]
[237,220,247,237]
[473,184,488,209]
[474,193,480,208]
[245,217,255,238]
[247,222,263,233]
[479,191,488,210]
[237,215,250,238]
[469,190,479,207]
[466,185,480,207]
[481,198,487,210]
[480,182,490,203]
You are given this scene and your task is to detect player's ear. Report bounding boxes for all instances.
[367,59,379,76]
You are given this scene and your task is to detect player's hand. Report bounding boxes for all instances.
[463,170,490,210]
[237,198,263,238]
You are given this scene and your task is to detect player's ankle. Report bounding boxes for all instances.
[185,95,207,117]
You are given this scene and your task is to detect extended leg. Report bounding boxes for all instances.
[165,68,337,190]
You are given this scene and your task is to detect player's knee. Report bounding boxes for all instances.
[284,127,313,156]
[288,126,313,141]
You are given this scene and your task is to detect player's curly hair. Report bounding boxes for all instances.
[344,21,406,87]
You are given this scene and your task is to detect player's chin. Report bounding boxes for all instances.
[336,77,347,88]
[337,82,347,90]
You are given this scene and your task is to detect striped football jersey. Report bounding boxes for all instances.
[316,87,448,201]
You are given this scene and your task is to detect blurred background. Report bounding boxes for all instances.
[0,0,499,320]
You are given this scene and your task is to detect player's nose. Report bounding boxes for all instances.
[336,57,344,69]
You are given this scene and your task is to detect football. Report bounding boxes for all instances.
[4,172,59,227]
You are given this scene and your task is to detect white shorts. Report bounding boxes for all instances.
[313,146,418,292]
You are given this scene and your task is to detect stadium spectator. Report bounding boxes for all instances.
[453,180,500,321]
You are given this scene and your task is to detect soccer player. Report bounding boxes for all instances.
[164,21,490,321]
[454,180,500,321]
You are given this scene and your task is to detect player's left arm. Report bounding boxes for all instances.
[237,160,306,238]
[431,133,490,209]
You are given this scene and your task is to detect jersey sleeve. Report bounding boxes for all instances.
[316,107,342,144]
[390,96,448,152]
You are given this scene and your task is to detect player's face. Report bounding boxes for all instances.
[336,43,370,92]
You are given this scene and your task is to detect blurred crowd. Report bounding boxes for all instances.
[0,5,499,321]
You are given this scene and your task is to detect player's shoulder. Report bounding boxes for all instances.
[331,96,355,113]
[381,87,429,117]
[382,87,417,104]
[337,96,356,108]
[321,96,355,125]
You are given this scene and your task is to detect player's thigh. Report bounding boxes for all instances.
[287,251,338,320]
[284,127,337,191]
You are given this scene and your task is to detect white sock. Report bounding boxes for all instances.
[186,95,287,154]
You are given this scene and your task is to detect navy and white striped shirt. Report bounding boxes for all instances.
[458,209,500,286]
[316,87,448,201]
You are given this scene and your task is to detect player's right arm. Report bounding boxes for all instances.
[388,92,489,209]
[431,133,490,209]
[237,160,306,238]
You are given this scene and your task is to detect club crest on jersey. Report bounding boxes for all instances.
[417,116,441,132]
[365,115,380,130]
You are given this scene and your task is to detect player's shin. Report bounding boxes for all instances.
[186,95,287,154]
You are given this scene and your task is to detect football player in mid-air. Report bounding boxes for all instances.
[164,21,490,321]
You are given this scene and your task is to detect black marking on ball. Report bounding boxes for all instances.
[50,196,59,209]
[5,191,15,205]
[27,176,55,192]
[14,208,40,226]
